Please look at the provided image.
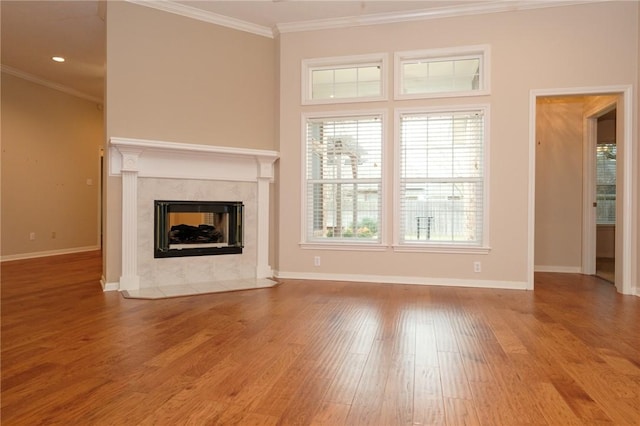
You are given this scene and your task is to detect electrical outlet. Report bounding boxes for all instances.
[314,256,321,267]
[473,261,481,273]
[29,232,36,241]
[51,231,57,239]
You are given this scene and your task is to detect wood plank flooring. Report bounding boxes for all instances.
[2,251,639,425]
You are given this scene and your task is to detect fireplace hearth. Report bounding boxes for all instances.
[154,200,243,258]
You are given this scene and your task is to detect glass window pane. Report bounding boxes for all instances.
[312,69,334,99]
[398,48,486,97]
[428,60,454,77]
[308,58,383,102]
[399,110,485,246]
[306,115,383,243]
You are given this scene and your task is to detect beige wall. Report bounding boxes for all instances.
[632,3,640,295]
[1,72,103,258]
[534,98,584,271]
[277,2,639,285]
[104,2,276,283]
[637,3,640,295]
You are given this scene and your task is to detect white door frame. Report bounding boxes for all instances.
[528,85,635,295]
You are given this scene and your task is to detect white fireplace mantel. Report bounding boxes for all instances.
[109,137,279,292]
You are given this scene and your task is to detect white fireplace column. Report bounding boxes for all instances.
[116,146,142,291]
[256,156,275,279]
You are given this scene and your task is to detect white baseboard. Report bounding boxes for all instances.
[534,265,582,273]
[100,275,120,292]
[274,270,528,290]
[0,245,100,262]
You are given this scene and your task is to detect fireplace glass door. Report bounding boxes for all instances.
[154,201,243,258]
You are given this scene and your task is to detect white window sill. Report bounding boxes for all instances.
[393,244,491,254]
[300,242,388,252]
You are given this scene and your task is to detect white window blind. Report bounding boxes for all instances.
[398,109,486,246]
[305,115,383,243]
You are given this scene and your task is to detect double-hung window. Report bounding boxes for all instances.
[396,106,488,251]
[303,113,384,246]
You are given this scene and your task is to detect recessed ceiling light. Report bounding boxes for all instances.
[52,56,65,63]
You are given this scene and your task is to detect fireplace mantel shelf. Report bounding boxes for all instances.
[110,137,278,161]
[110,137,278,182]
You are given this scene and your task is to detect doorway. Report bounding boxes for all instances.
[529,85,634,295]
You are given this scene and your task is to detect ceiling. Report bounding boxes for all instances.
[0,0,582,103]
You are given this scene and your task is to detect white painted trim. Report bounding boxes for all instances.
[393,245,491,255]
[394,45,491,100]
[101,276,120,292]
[529,85,635,295]
[0,246,100,262]
[109,137,278,182]
[118,146,142,292]
[127,0,597,38]
[582,117,597,275]
[619,87,635,296]
[393,104,491,250]
[301,53,389,105]
[300,110,388,247]
[276,1,597,34]
[1,65,102,104]
[534,265,582,273]
[126,0,273,38]
[109,137,279,291]
[275,270,528,291]
[299,243,388,252]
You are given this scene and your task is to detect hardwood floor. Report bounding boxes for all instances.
[2,251,639,425]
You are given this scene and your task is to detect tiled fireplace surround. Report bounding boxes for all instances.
[109,137,278,298]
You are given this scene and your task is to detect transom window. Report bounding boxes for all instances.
[395,45,489,99]
[303,113,384,245]
[397,107,488,250]
[302,54,387,104]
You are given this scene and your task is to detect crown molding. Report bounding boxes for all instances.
[0,65,103,104]
[128,0,599,38]
[126,0,274,38]
[276,1,599,34]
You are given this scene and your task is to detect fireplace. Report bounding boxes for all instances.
[154,200,244,258]
[108,137,278,292]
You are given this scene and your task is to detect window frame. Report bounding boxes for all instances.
[300,110,388,251]
[394,45,490,100]
[393,105,491,254]
[595,142,616,225]
[301,53,388,105]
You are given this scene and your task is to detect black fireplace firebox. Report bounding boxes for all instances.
[154,200,244,258]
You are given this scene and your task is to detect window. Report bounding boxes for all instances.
[396,107,488,251]
[303,113,384,246]
[596,143,616,224]
[395,45,489,99]
[302,54,387,104]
